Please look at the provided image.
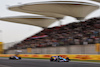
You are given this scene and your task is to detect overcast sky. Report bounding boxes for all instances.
[0,0,100,44]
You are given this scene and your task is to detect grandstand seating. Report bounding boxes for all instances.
[9,17,100,49]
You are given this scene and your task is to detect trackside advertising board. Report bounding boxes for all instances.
[0,54,100,60]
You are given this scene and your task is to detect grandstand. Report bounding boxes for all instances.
[0,0,100,54]
[9,17,99,47]
[5,17,100,54]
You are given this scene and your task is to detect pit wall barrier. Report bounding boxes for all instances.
[0,54,100,60]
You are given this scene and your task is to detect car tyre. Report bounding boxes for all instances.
[19,57,21,60]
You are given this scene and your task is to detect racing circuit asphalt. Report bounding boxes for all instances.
[0,58,100,67]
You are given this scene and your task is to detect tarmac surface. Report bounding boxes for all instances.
[0,58,100,67]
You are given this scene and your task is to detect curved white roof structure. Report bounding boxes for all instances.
[0,16,56,28]
[92,0,100,2]
[9,1,99,20]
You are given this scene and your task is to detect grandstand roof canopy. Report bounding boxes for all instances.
[8,1,99,20]
[92,0,100,2]
[0,16,56,28]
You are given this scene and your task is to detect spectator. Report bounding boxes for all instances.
[9,17,100,49]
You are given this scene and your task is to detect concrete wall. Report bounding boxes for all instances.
[6,44,98,54]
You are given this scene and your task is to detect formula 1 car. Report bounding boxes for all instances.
[9,56,21,60]
[9,50,22,60]
[50,56,70,62]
